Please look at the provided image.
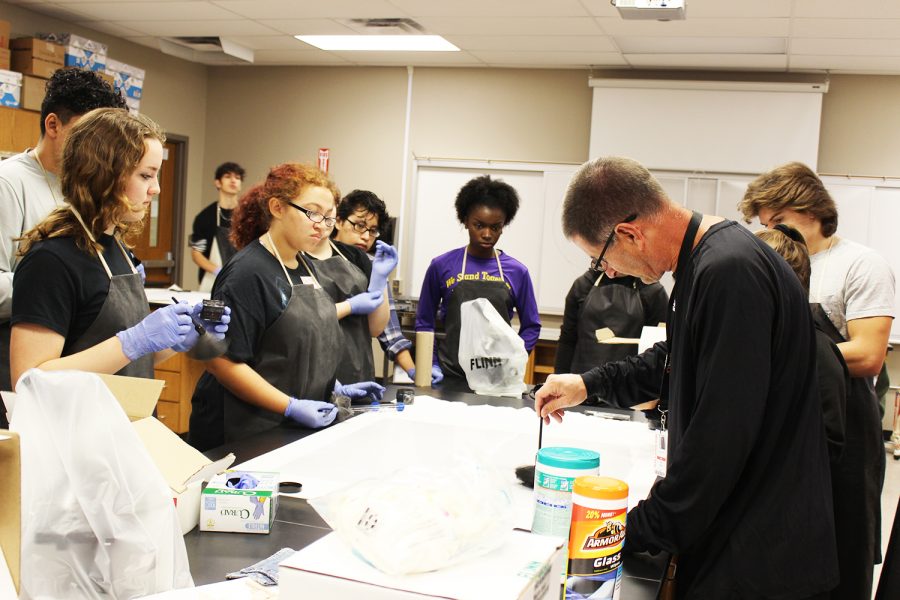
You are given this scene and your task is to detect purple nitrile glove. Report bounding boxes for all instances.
[116,303,193,360]
[136,263,146,285]
[409,366,444,385]
[250,496,265,520]
[284,397,337,428]
[225,471,259,490]
[172,302,231,352]
[334,380,385,402]
[368,241,398,293]
[347,290,384,315]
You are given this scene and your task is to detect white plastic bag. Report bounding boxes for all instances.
[11,369,193,599]
[457,298,528,397]
[309,460,514,575]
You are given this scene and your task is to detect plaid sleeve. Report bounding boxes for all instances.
[377,288,413,359]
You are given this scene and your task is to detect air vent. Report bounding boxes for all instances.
[342,18,426,35]
[159,36,254,64]
[167,36,224,51]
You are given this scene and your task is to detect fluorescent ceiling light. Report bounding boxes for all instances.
[295,35,459,52]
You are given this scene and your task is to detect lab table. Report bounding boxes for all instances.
[183,381,666,598]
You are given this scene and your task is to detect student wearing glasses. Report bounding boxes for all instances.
[415,175,540,384]
[304,191,394,383]
[329,190,429,382]
[188,163,384,451]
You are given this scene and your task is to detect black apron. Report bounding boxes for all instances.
[438,249,514,379]
[812,303,885,600]
[222,241,341,444]
[198,207,236,292]
[570,274,645,374]
[66,208,153,379]
[306,241,374,383]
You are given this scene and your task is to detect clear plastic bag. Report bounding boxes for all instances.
[458,298,528,397]
[11,369,193,599]
[309,460,514,575]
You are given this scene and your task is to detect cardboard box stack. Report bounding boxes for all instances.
[9,38,65,110]
[38,33,107,72]
[0,19,19,108]
[104,58,144,113]
[0,19,10,70]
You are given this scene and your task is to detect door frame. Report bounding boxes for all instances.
[166,133,189,286]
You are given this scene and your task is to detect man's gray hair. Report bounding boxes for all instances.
[562,157,667,245]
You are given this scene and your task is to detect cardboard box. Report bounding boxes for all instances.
[10,38,65,65]
[200,471,279,534]
[0,69,22,108]
[10,53,59,79]
[38,33,107,71]
[0,20,10,48]
[125,95,141,115]
[21,75,46,112]
[279,530,567,599]
[105,58,144,99]
[0,48,8,71]
[97,374,236,534]
[0,431,20,597]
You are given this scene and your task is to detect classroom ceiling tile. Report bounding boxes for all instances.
[415,17,604,36]
[220,35,310,51]
[53,2,242,22]
[389,0,589,18]
[257,20,358,36]
[595,18,790,37]
[115,19,281,37]
[625,53,788,70]
[469,51,627,68]
[72,20,146,38]
[210,0,406,20]
[790,54,900,73]
[617,37,786,55]
[445,35,617,53]
[794,0,900,20]
[673,0,792,19]
[792,38,900,57]
[328,50,485,66]
[793,19,900,39]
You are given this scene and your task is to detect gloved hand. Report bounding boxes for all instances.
[225,471,259,490]
[136,263,146,285]
[347,290,384,315]
[213,267,221,276]
[334,380,386,402]
[171,302,231,352]
[368,241,399,293]
[408,365,444,385]
[284,398,337,428]
[116,303,193,360]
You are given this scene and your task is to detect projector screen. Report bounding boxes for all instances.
[589,80,824,174]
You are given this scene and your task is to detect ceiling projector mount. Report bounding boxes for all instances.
[611,0,687,21]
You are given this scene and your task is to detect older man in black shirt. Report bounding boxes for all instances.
[536,157,838,599]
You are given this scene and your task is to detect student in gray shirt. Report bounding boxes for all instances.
[0,69,125,407]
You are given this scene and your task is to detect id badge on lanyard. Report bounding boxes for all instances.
[654,352,671,478]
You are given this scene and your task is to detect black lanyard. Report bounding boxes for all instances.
[658,211,703,428]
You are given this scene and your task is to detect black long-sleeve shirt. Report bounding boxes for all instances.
[582,221,838,599]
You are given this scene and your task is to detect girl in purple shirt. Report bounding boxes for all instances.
[415,175,541,382]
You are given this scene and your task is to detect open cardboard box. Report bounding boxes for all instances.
[97,374,235,533]
[0,431,20,597]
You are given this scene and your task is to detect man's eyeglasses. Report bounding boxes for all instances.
[345,218,381,238]
[285,201,336,228]
[590,213,637,273]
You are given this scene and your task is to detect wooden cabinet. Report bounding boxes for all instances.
[0,105,40,154]
[154,352,207,434]
[525,340,557,385]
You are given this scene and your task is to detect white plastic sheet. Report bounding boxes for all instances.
[12,369,193,599]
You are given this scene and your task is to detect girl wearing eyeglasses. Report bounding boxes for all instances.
[188,163,383,451]
[304,191,394,384]
[415,175,541,384]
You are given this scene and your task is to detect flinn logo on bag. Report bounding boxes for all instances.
[470,356,504,370]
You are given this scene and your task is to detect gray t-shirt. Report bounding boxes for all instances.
[0,151,63,321]
[809,236,895,339]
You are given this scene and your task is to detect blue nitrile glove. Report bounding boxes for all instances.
[171,302,231,352]
[136,262,146,285]
[347,290,384,315]
[213,267,221,275]
[368,241,399,293]
[116,303,193,360]
[225,471,259,490]
[334,380,386,402]
[407,366,444,385]
[284,398,337,428]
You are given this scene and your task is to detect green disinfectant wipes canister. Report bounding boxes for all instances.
[531,447,600,538]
